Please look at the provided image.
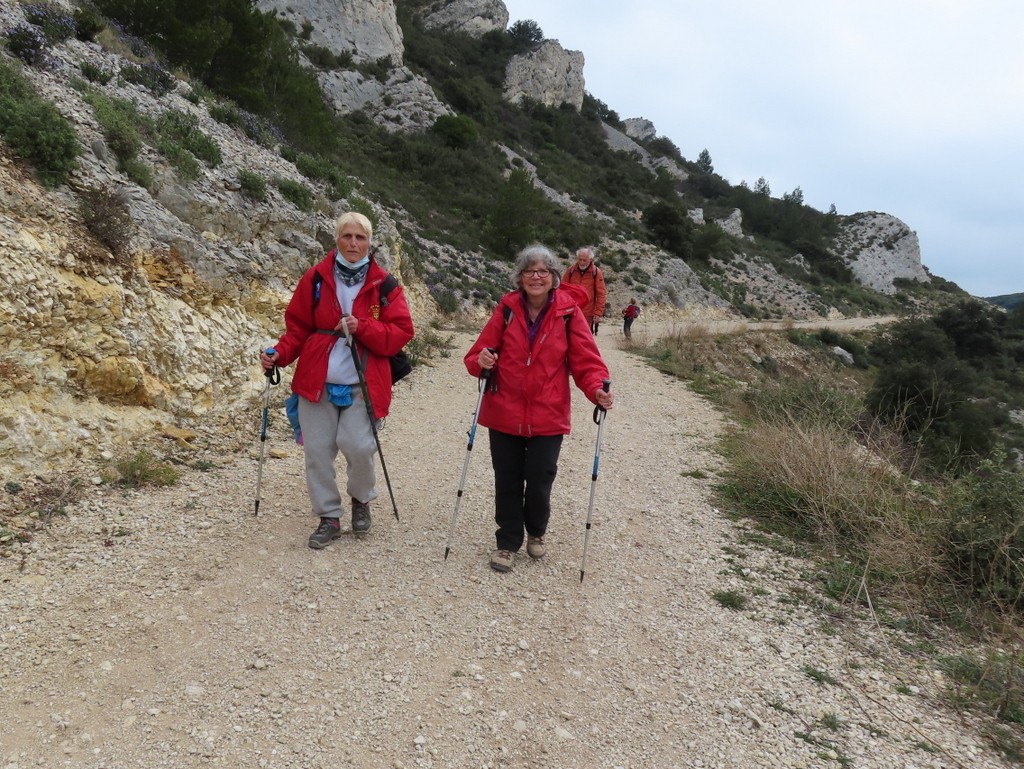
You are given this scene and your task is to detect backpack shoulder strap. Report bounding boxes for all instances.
[380,273,399,306]
[312,271,324,309]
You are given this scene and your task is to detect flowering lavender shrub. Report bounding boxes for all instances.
[22,2,76,43]
[4,23,51,67]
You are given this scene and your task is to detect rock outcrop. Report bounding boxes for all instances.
[423,0,509,37]
[256,0,404,64]
[833,212,930,294]
[504,40,585,110]
[258,0,450,132]
[623,118,657,142]
[602,123,688,182]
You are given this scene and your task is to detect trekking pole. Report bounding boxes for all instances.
[444,353,495,560]
[341,316,400,521]
[254,348,281,517]
[580,379,611,582]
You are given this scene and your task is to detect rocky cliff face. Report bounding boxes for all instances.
[256,0,405,64]
[423,0,509,37]
[258,0,450,132]
[832,213,930,294]
[504,40,586,110]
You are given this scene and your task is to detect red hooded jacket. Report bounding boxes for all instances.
[272,252,415,418]
[464,285,610,436]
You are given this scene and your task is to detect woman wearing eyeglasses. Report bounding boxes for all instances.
[464,244,615,573]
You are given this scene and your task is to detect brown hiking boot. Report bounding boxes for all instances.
[526,535,546,559]
[490,549,514,573]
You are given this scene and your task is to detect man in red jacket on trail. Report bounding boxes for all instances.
[562,246,607,334]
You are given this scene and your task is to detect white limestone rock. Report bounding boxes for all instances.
[257,0,404,64]
[423,0,510,37]
[504,40,585,110]
[833,212,930,294]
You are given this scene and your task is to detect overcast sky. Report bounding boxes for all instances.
[501,1,1023,298]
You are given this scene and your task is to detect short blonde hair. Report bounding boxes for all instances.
[334,211,373,242]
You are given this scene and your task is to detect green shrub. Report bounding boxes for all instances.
[157,136,201,181]
[275,177,314,212]
[301,43,343,70]
[238,169,267,202]
[79,60,114,84]
[0,77,81,187]
[105,449,180,488]
[431,287,459,314]
[432,115,479,149]
[73,4,106,41]
[85,92,143,162]
[403,327,455,368]
[156,110,221,167]
[742,377,860,430]
[120,157,153,189]
[120,61,175,97]
[945,457,1024,612]
[208,101,241,128]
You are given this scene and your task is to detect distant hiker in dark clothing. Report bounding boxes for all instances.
[562,247,607,335]
[622,298,641,339]
[261,212,414,549]
[465,244,614,574]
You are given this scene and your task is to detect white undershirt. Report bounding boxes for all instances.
[325,279,363,385]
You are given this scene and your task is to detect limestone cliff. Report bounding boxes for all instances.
[832,212,930,294]
[423,0,509,37]
[504,40,586,110]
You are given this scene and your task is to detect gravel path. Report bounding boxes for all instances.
[0,330,1008,769]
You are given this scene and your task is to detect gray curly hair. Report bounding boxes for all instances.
[511,244,562,290]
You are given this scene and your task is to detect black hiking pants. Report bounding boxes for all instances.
[488,430,563,552]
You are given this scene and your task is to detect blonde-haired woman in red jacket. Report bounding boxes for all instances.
[262,212,414,549]
[465,244,614,573]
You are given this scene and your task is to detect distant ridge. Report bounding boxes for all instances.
[984,293,1024,310]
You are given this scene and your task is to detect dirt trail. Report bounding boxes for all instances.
[0,328,1006,769]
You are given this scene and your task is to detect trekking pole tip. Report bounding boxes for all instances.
[444,547,451,561]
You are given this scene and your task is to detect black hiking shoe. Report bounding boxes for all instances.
[351,498,371,535]
[308,517,341,549]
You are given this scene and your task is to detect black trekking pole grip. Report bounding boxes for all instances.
[264,347,281,386]
[593,379,611,424]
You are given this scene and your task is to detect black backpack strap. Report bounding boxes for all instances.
[380,273,399,306]
[312,271,324,309]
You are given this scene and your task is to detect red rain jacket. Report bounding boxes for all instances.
[271,253,414,418]
[464,285,610,436]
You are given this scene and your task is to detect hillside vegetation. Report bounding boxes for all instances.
[1,0,969,319]
[628,301,1024,761]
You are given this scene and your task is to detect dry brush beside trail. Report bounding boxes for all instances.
[0,330,1009,768]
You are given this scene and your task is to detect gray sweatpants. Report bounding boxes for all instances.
[297,392,379,518]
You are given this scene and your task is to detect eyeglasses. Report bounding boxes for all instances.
[521,269,552,278]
